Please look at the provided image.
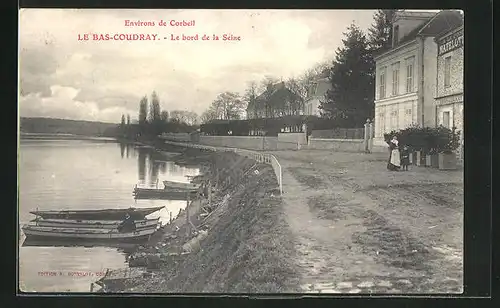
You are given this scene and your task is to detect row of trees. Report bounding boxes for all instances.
[200,10,397,129]
[119,91,199,139]
[200,62,330,123]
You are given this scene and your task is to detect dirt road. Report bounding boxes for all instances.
[274,150,463,294]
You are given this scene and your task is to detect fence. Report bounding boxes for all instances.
[163,140,283,195]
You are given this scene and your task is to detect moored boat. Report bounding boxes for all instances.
[163,180,200,190]
[21,224,157,241]
[31,217,159,229]
[29,206,165,220]
[133,187,198,200]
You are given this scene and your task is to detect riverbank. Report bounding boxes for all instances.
[98,144,299,293]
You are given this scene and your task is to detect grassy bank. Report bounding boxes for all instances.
[109,146,300,293]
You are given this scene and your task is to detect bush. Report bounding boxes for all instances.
[384,125,460,154]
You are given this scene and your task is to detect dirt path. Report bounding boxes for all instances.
[274,150,463,294]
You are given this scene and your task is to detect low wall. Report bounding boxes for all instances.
[308,138,365,152]
[277,132,307,145]
[199,135,278,150]
[160,133,191,142]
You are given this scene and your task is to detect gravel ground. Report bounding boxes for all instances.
[273,150,463,294]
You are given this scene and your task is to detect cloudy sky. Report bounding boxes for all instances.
[19,9,378,123]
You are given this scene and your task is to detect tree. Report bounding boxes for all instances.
[200,108,218,124]
[138,96,148,126]
[211,92,245,120]
[185,111,199,126]
[296,61,331,98]
[160,110,169,122]
[320,23,375,127]
[242,81,259,119]
[120,114,125,127]
[149,91,161,123]
[126,114,130,125]
[367,10,398,51]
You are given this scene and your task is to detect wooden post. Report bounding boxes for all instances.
[186,194,191,237]
[208,180,212,207]
[169,211,173,224]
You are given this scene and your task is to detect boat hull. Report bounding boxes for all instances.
[22,225,157,241]
[32,218,159,229]
[29,206,164,221]
[133,188,198,200]
[163,180,200,190]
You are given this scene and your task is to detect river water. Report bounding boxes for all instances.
[18,138,199,293]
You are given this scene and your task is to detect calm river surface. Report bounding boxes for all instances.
[18,138,199,292]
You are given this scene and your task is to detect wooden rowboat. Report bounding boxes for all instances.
[29,206,165,221]
[21,225,157,241]
[133,187,198,200]
[163,180,200,190]
[31,217,159,229]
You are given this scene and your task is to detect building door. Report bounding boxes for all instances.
[443,111,450,128]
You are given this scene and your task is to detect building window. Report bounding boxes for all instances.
[379,68,386,99]
[405,108,412,126]
[444,56,452,87]
[390,109,398,131]
[392,62,400,96]
[378,112,385,136]
[393,25,399,47]
[406,57,414,93]
[443,111,450,128]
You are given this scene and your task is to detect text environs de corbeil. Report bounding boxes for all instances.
[124,20,195,27]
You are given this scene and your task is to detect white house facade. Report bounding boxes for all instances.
[304,77,331,116]
[373,10,464,147]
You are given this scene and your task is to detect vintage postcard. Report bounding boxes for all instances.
[18,9,464,294]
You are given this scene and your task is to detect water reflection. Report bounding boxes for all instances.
[138,149,147,182]
[22,238,137,258]
[120,143,125,158]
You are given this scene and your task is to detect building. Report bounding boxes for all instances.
[434,23,464,160]
[373,10,463,146]
[304,71,331,116]
[434,25,463,134]
[246,81,302,119]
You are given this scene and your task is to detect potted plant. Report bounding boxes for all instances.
[437,127,460,170]
[425,148,439,168]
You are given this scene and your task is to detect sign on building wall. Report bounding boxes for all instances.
[438,30,463,55]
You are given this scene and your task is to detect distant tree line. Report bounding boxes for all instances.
[118,91,199,140]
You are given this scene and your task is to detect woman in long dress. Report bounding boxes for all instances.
[387,136,401,171]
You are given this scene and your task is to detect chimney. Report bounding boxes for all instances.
[392,10,438,47]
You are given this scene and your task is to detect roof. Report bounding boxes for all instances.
[374,10,464,59]
[435,24,463,41]
[247,82,300,111]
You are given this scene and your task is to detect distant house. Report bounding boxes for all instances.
[304,70,331,116]
[246,81,303,119]
[373,10,463,146]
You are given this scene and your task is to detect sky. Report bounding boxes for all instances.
[19,9,380,123]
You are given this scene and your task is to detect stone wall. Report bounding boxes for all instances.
[307,138,365,152]
[199,135,278,151]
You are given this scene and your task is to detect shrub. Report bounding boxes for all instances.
[384,125,460,154]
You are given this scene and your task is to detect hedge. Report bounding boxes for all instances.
[384,125,461,154]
